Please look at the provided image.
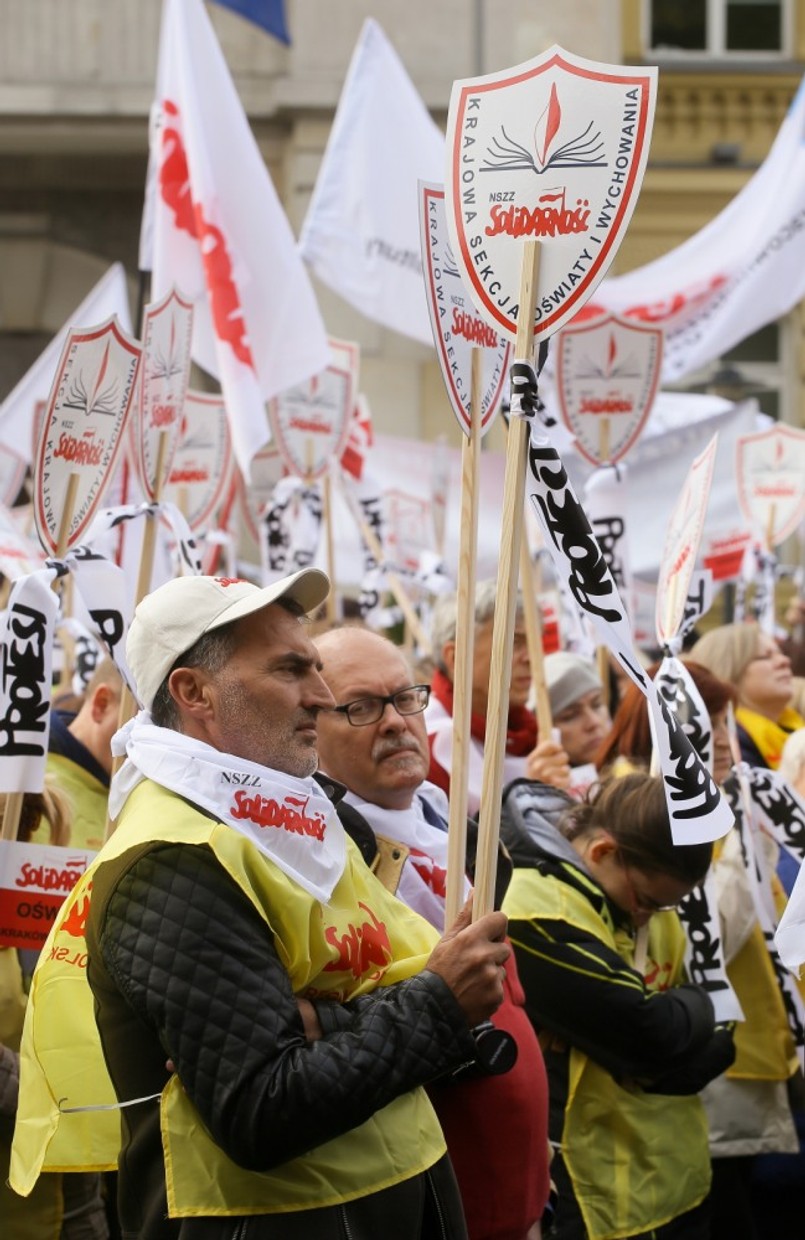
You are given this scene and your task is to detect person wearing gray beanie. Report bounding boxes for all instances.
[544,652,611,771]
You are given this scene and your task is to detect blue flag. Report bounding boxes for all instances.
[211,0,290,44]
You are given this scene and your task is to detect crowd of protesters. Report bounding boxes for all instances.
[3,571,805,1240]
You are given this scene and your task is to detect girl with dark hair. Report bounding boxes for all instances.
[501,773,735,1240]
[588,660,801,1240]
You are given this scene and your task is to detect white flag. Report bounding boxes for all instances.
[587,76,805,381]
[299,18,444,344]
[142,0,329,479]
[0,264,131,462]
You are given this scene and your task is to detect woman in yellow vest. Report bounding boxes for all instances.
[501,773,735,1240]
[596,658,802,1240]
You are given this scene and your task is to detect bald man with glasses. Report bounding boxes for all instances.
[315,626,552,1240]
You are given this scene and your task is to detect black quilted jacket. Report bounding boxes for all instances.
[85,830,478,1239]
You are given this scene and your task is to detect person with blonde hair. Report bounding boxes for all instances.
[689,622,803,771]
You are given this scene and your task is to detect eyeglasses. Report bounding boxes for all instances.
[619,853,678,915]
[328,684,431,728]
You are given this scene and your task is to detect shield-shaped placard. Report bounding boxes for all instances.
[163,391,233,532]
[385,489,433,574]
[268,339,357,480]
[556,314,662,464]
[240,443,286,544]
[736,425,805,548]
[445,46,656,342]
[34,317,141,556]
[419,182,510,436]
[655,435,718,646]
[136,287,194,500]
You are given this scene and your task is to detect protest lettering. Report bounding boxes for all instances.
[0,571,59,791]
[519,360,731,844]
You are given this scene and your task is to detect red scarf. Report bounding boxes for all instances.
[430,668,538,755]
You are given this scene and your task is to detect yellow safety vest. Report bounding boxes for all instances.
[505,866,710,1240]
[12,779,446,1217]
[27,753,109,851]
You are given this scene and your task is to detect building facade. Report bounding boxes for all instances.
[1,0,803,454]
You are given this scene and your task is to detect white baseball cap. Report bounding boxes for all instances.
[127,570,330,709]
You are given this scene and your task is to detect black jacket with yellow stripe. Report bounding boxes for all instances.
[498,779,735,1098]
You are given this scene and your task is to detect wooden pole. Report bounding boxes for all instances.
[473,239,541,920]
[322,465,337,626]
[445,348,483,929]
[106,431,171,838]
[598,417,611,465]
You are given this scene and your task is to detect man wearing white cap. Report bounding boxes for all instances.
[11,572,510,1240]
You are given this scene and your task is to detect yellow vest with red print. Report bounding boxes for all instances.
[505,865,710,1240]
[11,779,446,1216]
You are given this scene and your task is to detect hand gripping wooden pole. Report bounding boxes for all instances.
[444,348,483,929]
[472,239,541,921]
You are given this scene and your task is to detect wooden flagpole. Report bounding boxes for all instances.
[444,348,483,929]
[322,463,338,625]
[105,430,171,838]
[472,239,541,920]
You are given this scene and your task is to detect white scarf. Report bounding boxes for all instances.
[343,783,470,932]
[110,714,346,903]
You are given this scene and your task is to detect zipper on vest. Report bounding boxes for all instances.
[230,1220,249,1240]
[426,1168,448,1240]
[340,1203,356,1240]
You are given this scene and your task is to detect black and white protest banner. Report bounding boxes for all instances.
[45,543,137,696]
[34,317,141,557]
[724,770,805,1061]
[261,476,323,581]
[556,314,661,466]
[135,286,194,502]
[518,363,732,844]
[87,500,202,585]
[0,568,60,799]
[583,464,633,622]
[745,544,776,635]
[419,182,510,437]
[737,424,805,553]
[653,634,738,1017]
[57,618,104,697]
[655,435,717,650]
[444,48,657,344]
[162,390,233,533]
[678,869,743,1023]
[743,765,805,869]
